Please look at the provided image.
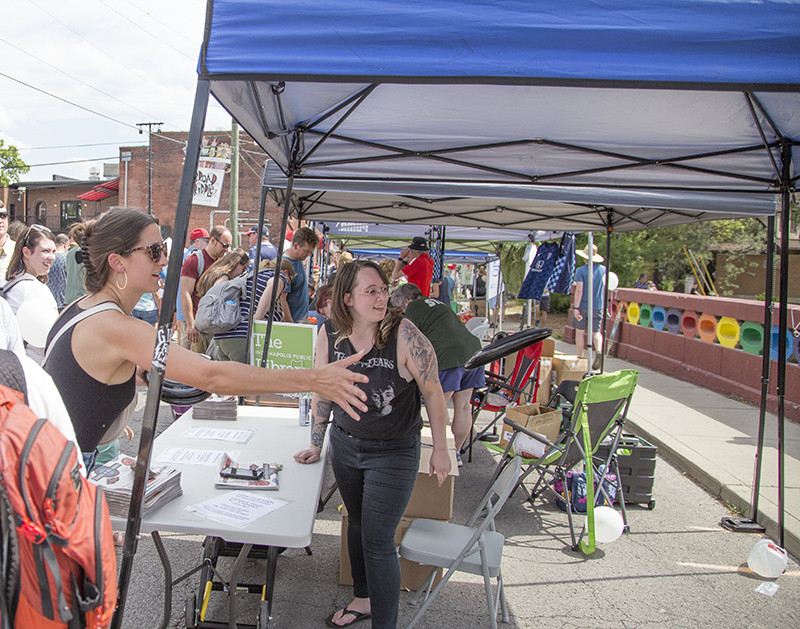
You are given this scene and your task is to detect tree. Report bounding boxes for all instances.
[576,218,768,293]
[0,139,30,186]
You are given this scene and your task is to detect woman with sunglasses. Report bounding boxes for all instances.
[294,260,451,629]
[44,209,369,471]
[195,247,249,298]
[3,223,58,363]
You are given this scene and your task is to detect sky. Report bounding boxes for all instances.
[1,0,231,183]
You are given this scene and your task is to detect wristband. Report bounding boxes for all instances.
[398,257,406,264]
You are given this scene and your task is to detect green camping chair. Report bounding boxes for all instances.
[487,369,639,554]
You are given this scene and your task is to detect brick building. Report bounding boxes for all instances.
[3,130,286,247]
[119,130,283,247]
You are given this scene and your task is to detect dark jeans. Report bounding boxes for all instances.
[330,424,421,629]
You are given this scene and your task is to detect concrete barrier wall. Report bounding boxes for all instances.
[564,288,800,421]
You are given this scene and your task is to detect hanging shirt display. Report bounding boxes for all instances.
[548,232,576,294]
[518,241,561,301]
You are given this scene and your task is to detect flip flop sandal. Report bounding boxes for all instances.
[325,607,371,628]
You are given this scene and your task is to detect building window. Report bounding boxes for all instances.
[34,201,47,223]
[60,200,81,231]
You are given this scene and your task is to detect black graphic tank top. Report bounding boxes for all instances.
[325,320,421,440]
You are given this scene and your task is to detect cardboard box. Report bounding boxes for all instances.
[502,335,556,380]
[403,446,459,520]
[499,403,563,452]
[470,298,487,317]
[340,515,444,590]
[535,357,553,405]
[553,355,588,385]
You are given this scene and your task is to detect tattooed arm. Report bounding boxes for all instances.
[294,328,335,464]
[398,319,452,486]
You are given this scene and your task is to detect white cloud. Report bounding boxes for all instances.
[1,0,228,180]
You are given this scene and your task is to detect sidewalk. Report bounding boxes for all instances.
[551,337,800,559]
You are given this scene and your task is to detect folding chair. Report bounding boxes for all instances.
[487,370,639,554]
[399,457,521,629]
[464,339,543,461]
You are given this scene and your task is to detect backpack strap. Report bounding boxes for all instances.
[193,249,205,277]
[42,303,124,368]
[0,351,27,405]
[0,276,35,300]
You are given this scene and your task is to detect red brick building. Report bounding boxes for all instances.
[119,131,284,246]
[3,130,286,247]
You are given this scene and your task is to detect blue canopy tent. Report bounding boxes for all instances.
[116,1,800,624]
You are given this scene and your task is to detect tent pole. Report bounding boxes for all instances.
[775,143,791,547]
[111,78,210,629]
[245,166,271,370]
[260,174,295,368]
[587,232,594,370]
[601,223,612,373]
[752,215,775,520]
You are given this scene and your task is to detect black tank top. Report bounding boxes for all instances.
[325,320,421,440]
[44,300,136,453]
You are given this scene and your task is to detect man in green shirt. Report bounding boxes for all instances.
[391,283,484,464]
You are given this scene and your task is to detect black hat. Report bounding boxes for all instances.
[408,237,429,252]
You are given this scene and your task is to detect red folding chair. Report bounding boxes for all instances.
[464,339,543,462]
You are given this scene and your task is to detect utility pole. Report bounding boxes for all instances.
[137,122,163,215]
[229,120,240,246]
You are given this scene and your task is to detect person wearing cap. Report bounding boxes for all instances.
[245,225,278,272]
[572,243,606,371]
[393,236,434,296]
[174,228,210,347]
[180,225,232,353]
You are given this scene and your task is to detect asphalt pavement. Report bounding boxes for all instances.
[114,342,800,628]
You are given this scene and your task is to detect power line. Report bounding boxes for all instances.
[96,0,195,61]
[117,0,199,48]
[27,156,119,167]
[25,0,190,108]
[0,35,182,129]
[0,71,188,147]
[20,142,147,151]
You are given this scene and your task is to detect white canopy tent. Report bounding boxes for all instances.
[114,2,800,623]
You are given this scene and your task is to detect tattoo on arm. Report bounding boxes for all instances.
[310,399,333,448]
[400,320,440,384]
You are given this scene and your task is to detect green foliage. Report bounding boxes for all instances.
[550,292,571,314]
[575,219,767,292]
[0,139,30,186]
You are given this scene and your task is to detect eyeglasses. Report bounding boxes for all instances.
[120,241,168,262]
[213,237,231,250]
[23,224,49,247]
[0,212,8,219]
[355,285,390,299]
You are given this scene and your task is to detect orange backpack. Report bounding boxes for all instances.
[0,358,117,629]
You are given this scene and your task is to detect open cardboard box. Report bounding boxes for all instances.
[499,402,563,452]
[552,354,588,385]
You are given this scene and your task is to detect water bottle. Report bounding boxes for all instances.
[298,392,312,426]
[748,538,788,578]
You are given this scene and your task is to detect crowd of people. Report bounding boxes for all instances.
[0,209,489,628]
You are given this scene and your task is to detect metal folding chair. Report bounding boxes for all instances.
[399,457,521,629]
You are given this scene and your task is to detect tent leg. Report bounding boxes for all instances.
[111,78,211,629]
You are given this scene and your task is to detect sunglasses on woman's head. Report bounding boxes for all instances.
[120,241,168,262]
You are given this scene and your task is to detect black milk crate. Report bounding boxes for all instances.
[596,433,657,509]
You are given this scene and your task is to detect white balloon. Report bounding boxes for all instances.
[608,272,620,291]
[16,299,58,348]
[593,505,625,543]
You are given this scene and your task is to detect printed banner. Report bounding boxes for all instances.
[193,157,229,207]
[250,320,316,377]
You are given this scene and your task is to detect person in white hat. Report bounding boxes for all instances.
[571,243,606,370]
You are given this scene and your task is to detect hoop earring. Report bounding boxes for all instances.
[115,271,128,290]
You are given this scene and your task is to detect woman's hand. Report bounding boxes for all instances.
[429,448,451,487]
[310,349,369,420]
[124,426,135,441]
[294,446,322,464]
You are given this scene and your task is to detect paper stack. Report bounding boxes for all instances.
[214,453,280,490]
[89,454,183,518]
[192,395,238,420]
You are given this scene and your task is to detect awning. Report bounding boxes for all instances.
[77,177,120,202]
